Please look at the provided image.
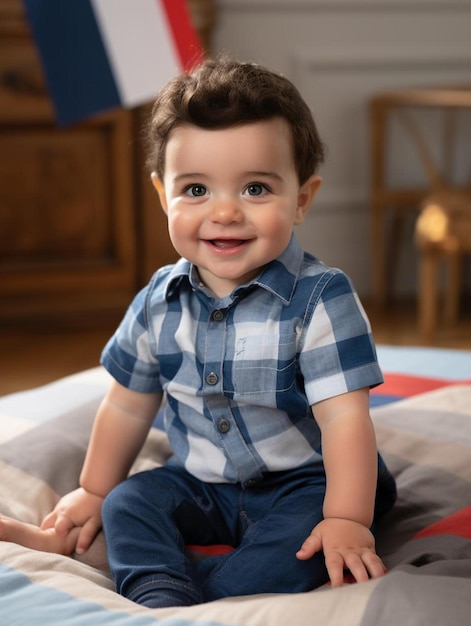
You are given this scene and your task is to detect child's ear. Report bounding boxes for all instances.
[294,175,322,224]
[151,172,168,214]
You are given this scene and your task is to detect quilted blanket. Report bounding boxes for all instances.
[1,347,471,625]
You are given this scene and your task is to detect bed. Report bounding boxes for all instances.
[1,344,470,625]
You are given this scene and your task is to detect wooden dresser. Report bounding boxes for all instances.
[0,0,215,327]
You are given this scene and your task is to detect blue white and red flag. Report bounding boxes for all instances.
[23,0,203,125]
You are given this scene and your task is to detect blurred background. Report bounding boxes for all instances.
[1,0,470,394]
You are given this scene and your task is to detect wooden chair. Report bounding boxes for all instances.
[415,189,471,339]
[369,86,471,314]
[369,86,471,339]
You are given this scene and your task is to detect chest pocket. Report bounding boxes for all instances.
[230,333,297,397]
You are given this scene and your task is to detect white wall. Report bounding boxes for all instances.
[212,0,471,297]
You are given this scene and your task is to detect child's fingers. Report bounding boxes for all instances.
[61,526,81,555]
[326,550,387,587]
[0,516,75,555]
[340,552,369,585]
[324,551,347,587]
[361,550,386,580]
[54,514,76,536]
[295,533,322,560]
[75,518,101,555]
[40,511,57,530]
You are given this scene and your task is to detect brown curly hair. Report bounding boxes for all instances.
[145,58,325,184]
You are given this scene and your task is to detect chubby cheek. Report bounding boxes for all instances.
[258,210,296,242]
[166,211,199,252]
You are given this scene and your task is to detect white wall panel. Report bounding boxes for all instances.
[214,1,471,296]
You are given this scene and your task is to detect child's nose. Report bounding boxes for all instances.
[209,198,243,223]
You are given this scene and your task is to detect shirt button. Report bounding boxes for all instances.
[218,419,231,433]
[212,309,225,322]
[206,372,219,385]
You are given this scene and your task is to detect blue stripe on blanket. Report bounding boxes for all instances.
[376,346,471,380]
[369,394,400,408]
[0,564,225,625]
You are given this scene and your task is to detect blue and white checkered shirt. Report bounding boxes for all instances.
[101,235,383,485]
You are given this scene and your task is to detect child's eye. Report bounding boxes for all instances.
[185,184,207,197]
[244,183,269,197]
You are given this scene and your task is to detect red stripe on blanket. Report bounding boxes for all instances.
[186,544,234,557]
[413,506,471,541]
[187,544,358,586]
[371,373,471,399]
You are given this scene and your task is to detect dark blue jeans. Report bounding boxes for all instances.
[102,458,396,608]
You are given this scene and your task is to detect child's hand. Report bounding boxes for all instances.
[41,487,104,555]
[296,518,386,587]
[0,515,80,555]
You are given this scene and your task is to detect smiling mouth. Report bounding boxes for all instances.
[207,239,249,249]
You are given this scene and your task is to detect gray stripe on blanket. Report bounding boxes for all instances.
[361,536,471,626]
[373,407,471,445]
[0,402,96,496]
[374,451,471,557]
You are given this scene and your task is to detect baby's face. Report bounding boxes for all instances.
[154,118,320,299]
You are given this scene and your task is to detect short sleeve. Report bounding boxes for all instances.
[101,285,162,393]
[299,271,383,405]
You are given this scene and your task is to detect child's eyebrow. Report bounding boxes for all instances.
[170,173,208,186]
[173,173,205,181]
[245,171,283,181]
[172,171,284,183]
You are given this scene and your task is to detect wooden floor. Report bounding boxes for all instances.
[1,299,470,396]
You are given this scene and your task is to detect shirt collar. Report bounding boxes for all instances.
[164,234,303,305]
[251,234,303,304]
